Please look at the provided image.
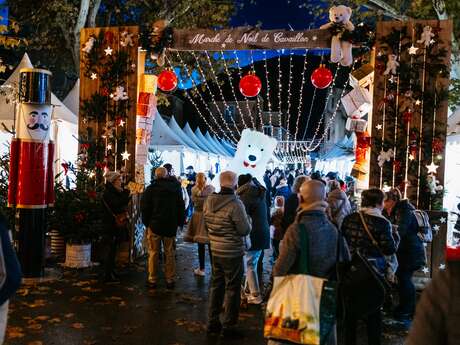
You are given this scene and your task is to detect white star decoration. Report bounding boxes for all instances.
[439,263,446,270]
[90,73,97,80]
[430,39,436,45]
[415,99,421,106]
[376,124,383,130]
[426,162,439,174]
[107,144,112,150]
[422,266,430,274]
[409,154,415,161]
[121,151,131,161]
[408,45,419,55]
[89,171,95,178]
[433,224,440,232]
[440,217,447,224]
[104,46,113,55]
[312,35,317,41]
[118,119,125,127]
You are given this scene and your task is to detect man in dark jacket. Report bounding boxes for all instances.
[203,171,251,336]
[384,188,425,327]
[141,167,185,289]
[237,174,270,305]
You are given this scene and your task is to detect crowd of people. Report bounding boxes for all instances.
[100,163,448,344]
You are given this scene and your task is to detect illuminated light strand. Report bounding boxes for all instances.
[203,50,237,131]
[277,51,283,139]
[379,77,388,190]
[219,50,246,135]
[249,49,264,129]
[263,50,273,131]
[285,51,294,139]
[294,49,309,141]
[306,63,354,152]
[190,51,239,142]
[233,50,254,129]
[392,31,403,189]
[168,54,234,143]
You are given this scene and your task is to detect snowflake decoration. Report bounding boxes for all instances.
[120,31,134,47]
[111,86,128,101]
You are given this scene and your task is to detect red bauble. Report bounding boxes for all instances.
[239,73,262,98]
[158,69,178,92]
[311,66,333,89]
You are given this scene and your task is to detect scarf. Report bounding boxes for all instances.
[360,207,386,219]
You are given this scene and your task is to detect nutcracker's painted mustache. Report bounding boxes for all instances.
[27,123,49,131]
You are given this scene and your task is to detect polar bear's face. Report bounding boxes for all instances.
[230,129,277,177]
[329,5,352,24]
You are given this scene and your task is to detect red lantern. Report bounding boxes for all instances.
[239,73,262,98]
[311,65,333,89]
[158,69,178,92]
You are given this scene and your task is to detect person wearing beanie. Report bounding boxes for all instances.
[101,171,130,282]
[269,180,350,345]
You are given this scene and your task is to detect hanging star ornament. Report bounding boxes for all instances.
[376,124,383,130]
[415,99,421,106]
[107,144,112,150]
[118,119,125,127]
[440,217,447,224]
[422,266,430,275]
[439,263,446,270]
[433,224,440,232]
[408,45,419,55]
[409,154,415,161]
[90,73,97,80]
[104,46,113,55]
[121,151,131,161]
[426,161,439,174]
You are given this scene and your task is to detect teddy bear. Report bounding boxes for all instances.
[417,25,435,47]
[320,5,355,66]
[384,54,399,75]
[212,129,277,192]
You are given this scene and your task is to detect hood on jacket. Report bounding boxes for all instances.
[328,189,348,201]
[206,193,238,213]
[150,178,181,194]
[237,180,266,200]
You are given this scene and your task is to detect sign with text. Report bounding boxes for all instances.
[172,28,331,51]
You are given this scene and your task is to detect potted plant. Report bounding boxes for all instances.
[48,163,103,268]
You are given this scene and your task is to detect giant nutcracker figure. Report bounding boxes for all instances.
[8,68,55,277]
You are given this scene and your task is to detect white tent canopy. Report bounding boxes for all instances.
[63,79,79,116]
[183,123,210,152]
[168,117,201,151]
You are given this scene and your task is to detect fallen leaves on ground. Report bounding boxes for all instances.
[83,340,98,345]
[71,322,85,329]
[48,317,61,324]
[81,286,102,293]
[22,299,47,308]
[26,323,43,330]
[71,295,90,303]
[27,341,43,345]
[174,319,206,333]
[64,313,75,318]
[6,326,25,339]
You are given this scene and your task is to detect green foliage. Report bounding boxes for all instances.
[48,163,104,244]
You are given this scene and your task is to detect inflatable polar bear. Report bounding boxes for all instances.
[212,128,278,192]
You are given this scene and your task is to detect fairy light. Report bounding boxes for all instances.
[263,50,273,131]
[166,54,234,143]
[285,51,294,140]
[219,51,247,135]
[233,50,254,129]
[392,31,403,189]
[249,50,263,129]
[190,51,239,141]
[277,51,283,139]
[294,49,309,141]
[203,51,246,134]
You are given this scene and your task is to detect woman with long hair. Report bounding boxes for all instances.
[183,172,215,276]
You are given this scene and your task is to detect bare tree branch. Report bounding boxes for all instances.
[87,0,102,27]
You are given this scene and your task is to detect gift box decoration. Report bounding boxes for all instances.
[341,86,372,118]
[346,117,368,133]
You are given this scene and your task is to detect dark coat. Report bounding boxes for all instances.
[384,200,426,271]
[0,214,22,305]
[237,179,270,250]
[341,212,396,274]
[281,193,299,233]
[141,178,185,237]
[275,184,292,201]
[102,183,130,235]
[406,262,460,345]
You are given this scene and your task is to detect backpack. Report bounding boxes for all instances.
[413,210,435,243]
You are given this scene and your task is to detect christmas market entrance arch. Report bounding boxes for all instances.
[79,20,452,281]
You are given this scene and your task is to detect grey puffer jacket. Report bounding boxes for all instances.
[327,189,352,229]
[237,179,270,250]
[203,187,251,258]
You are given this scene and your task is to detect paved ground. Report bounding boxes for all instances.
[6,239,407,345]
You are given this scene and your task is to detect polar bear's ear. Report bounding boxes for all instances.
[345,6,352,15]
[240,128,252,142]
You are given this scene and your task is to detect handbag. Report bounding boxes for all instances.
[103,198,129,229]
[340,213,390,319]
[264,224,337,345]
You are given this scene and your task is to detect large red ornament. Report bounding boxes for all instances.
[311,65,333,89]
[239,73,262,98]
[158,69,178,92]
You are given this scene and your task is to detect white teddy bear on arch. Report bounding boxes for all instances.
[320,5,355,66]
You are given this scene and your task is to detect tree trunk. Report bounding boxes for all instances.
[87,0,102,27]
[70,0,91,72]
